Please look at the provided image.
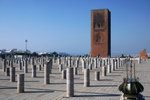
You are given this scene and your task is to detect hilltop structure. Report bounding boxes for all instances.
[140,49,148,59]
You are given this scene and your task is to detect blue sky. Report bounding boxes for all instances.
[0,0,150,56]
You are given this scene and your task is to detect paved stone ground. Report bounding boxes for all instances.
[135,59,150,100]
[0,59,149,100]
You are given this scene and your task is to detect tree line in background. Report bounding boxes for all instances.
[0,52,59,59]
[0,51,131,59]
[0,51,90,59]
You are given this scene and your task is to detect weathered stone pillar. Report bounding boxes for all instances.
[62,69,66,79]
[117,58,120,68]
[68,59,71,68]
[3,59,7,72]
[66,67,74,97]
[49,59,53,74]
[10,67,15,82]
[102,60,105,66]
[32,65,36,78]
[75,60,79,68]
[57,57,60,65]
[18,61,22,70]
[59,64,63,72]
[10,60,13,68]
[31,57,35,67]
[65,59,68,67]
[38,64,42,71]
[6,68,10,76]
[72,59,75,67]
[22,60,24,67]
[107,64,111,74]
[95,71,100,81]
[8,60,10,67]
[84,69,90,87]
[73,67,77,75]
[114,60,116,70]
[24,59,28,73]
[17,74,24,93]
[89,63,92,70]
[102,66,107,76]
[114,60,117,70]
[44,61,50,84]
[52,58,55,65]
[94,59,97,68]
[82,60,86,72]
[111,59,114,72]
[120,60,122,67]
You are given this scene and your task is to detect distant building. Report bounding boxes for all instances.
[0,49,31,54]
[139,49,148,59]
[3,50,11,54]
[90,9,111,57]
[11,49,17,53]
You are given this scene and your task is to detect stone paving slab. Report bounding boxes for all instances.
[0,60,149,100]
[135,60,150,100]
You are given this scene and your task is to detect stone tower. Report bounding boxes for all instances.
[90,9,111,57]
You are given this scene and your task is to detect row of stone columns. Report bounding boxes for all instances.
[0,57,54,93]
[0,56,128,97]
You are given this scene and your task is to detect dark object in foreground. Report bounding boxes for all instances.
[119,61,144,100]
[119,78,144,99]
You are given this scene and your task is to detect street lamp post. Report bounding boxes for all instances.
[25,40,28,53]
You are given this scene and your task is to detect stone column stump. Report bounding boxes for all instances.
[66,68,74,97]
[10,67,15,82]
[17,74,24,93]
[84,69,90,87]
[95,71,100,81]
